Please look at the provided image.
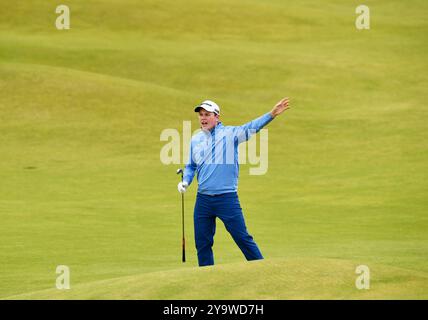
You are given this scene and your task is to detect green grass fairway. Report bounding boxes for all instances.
[0,0,427,299]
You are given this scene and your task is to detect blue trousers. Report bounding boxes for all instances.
[194,192,264,266]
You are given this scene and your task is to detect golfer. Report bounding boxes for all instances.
[178,98,290,266]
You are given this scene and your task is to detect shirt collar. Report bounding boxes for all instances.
[210,122,222,135]
[203,122,223,136]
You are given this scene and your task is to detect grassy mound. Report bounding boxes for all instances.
[5,258,428,299]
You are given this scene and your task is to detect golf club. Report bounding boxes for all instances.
[176,168,185,262]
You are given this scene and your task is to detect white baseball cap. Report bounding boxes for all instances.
[194,100,220,115]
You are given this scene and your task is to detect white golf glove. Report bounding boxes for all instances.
[177,181,188,194]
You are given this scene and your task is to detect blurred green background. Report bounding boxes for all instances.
[0,0,427,299]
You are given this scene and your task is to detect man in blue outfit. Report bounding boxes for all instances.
[177,97,290,266]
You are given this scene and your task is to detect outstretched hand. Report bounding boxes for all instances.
[270,97,290,118]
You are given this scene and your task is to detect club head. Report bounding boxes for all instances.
[176,168,183,175]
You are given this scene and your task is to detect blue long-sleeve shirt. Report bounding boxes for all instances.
[183,112,274,195]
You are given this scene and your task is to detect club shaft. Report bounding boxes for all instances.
[181,172,186,262]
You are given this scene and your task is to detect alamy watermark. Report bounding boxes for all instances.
[355,265,370,290]
[355,5,370,30]
[56,265,71,290]
[160,121,269,175]
[56,5,70,30]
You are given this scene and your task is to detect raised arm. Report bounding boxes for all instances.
[235,97,291,142]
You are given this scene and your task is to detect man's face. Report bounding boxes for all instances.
[198,109,219,131]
